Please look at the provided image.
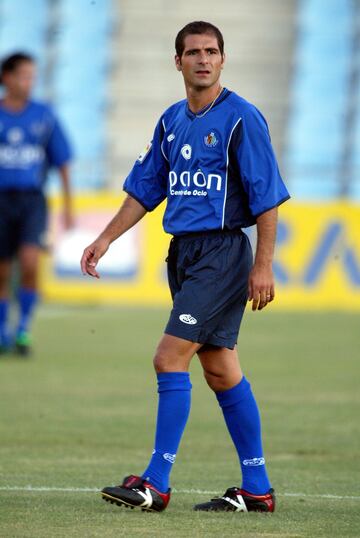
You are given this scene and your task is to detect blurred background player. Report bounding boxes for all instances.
[0,52,73,356]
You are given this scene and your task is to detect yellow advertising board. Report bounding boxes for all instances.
[41,194,360,310]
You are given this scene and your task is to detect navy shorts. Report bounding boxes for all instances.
[165,229,253,349]
[0,190,47,259]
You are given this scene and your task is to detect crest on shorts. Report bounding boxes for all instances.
[179,313,197,325]
[204,130,219,148]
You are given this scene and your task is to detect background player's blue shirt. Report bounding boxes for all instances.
[0,100,72,191]
[124,89,290,235]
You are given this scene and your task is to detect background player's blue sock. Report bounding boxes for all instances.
[142,372,192,493]
[216,376,271,495]
[17,288,38,335]
[0,299,9,345]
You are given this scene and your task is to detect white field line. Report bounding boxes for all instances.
[0,486,359,500]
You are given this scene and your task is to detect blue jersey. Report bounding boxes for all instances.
[124,89,290,235]
[0,100,72,191]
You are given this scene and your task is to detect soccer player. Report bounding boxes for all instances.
[81,21,290,513]
[0,53,73,355]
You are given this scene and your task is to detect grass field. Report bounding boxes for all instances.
[0,305,359,537]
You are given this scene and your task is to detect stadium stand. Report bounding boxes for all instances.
[106,0,297,187]
[0,0,49,97]
[51,0,113,189]
[285,0,355,199]
[4,1,358,199]
[348,3,360,200]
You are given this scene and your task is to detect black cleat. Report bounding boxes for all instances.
[101,475,171,512]
[194,487,275,513]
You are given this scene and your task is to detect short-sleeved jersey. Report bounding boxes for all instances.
[0,100,72,191]
[124,89,290,235]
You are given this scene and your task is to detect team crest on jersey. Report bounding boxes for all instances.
[204,130,219,148]
[30,122,46,137]
[137,141,152,163]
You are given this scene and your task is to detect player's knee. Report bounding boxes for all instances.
[0,262,11,291]
[153,341,190,373]
[203,369,239,392]
[0,274,9,291]
[20,269,38,289]
[153,350,167,372]
[203,369,222,391]
[153,344,178,372]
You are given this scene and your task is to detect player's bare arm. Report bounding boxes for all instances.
[248,206,277,311]
[59,164,73,230]
[80,195,147,278]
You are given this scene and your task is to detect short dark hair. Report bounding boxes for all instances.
[0,52,34,84]
[175,21,224,58]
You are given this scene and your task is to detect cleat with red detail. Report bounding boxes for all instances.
[101,475,171,512]
[194,487,275,512]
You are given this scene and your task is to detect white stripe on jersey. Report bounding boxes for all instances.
[222,117,242,229]
[161,119,169,162]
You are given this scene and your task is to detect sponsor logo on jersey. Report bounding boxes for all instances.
[242,457,265,466]
[137,141,152,163]
[204,131,219,147]
[181,144,192,160]
[169,169,222,197]
[0,144,45,167]
[167,133,175,142]
[179,314,197,325]
[163,453,176,463]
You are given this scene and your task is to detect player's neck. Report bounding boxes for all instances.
[1,94,29,112]
[186,84,223,114]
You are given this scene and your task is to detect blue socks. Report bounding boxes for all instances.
[17,288,38,335]
[216,376,271,495]
[141,373,269,495]
[142,372,192,493]
[0,289,37,347]
[0,299,9,345]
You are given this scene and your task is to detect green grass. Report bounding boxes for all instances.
[0,306,359,537]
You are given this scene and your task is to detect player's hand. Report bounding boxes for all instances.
[248,263,275,311]
[80,237,110,278]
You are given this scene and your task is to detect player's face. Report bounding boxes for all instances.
[175,33,225,91]
[3,61,36,100]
